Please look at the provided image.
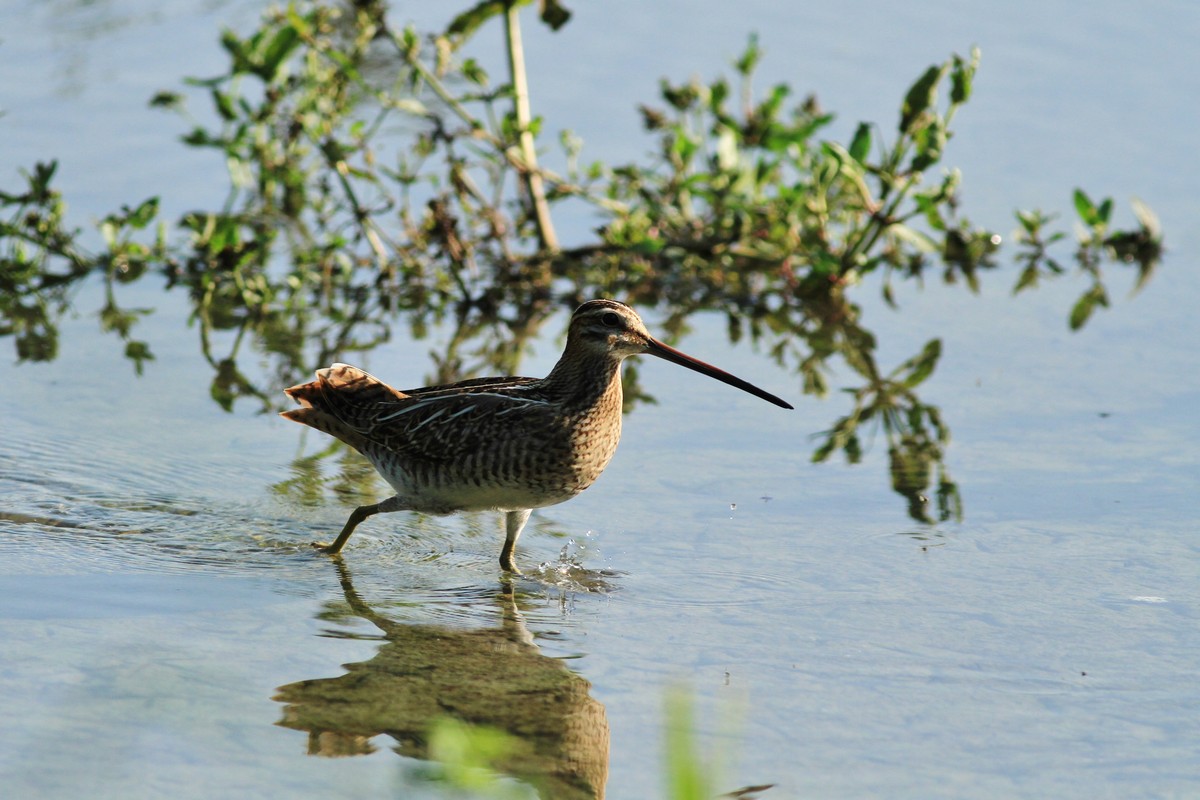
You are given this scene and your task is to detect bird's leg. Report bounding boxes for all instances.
[499,508,532,573]
[313,495,406,554]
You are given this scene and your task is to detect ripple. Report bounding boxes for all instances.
[0,486,327,583]
[1,415,264,513]
[633,565,796,608]
[0,428,624,616]
[0,572,293,620]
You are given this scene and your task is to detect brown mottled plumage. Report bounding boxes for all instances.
[281,299,793,572]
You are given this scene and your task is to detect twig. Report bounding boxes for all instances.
[503,2,558,253]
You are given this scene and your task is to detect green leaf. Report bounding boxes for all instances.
[937,477,963,522]
[899,63,949,134]
[426,717,518,791]
[1068,285,1109,330]
[950,47,980,104]
[1015,209,1041,235]
[446,0,511,42]
[709,78,730,112]
[148,91,184,110]
[661,79,699,112]
[127,197,159,229]
[735,33,762,77]
[882,280,897,308]
[759,83,789,118]
[900,339,942,388]
[124,341,155,375]
[211,88,236,122]
[663,689,715,800]
[259,25,300,82]
[182,75,226,89]
[915,193,946,232]
[284,7,312,38]
[671,129,699,164]
[1012,265,1038,295]
[911,116,947,170]
[811,434,837,463]
[1073,188,1097,224]
[220,29,249,72]
[1068,293,1093,330]
[539,0,572,30]
[29,160,58,196]
[181,127,224,148]
[848,122,872,163]
[843,432,863,463]
[460,57,489,86]
[927,405,950,444]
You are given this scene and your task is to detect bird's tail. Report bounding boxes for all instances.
[280,363,406,452]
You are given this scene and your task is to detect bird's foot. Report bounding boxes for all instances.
[310,541,340,555]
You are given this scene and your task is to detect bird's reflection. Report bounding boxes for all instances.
[274,560,609,799]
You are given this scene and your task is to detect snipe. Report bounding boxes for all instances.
[281,299,793,572]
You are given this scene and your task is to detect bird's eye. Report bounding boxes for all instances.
[601,312,621,327]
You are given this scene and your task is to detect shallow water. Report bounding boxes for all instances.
[3,1,1200,798]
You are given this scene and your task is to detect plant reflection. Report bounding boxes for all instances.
[274,560,609,799]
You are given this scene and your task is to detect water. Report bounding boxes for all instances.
[3,1,1200,798]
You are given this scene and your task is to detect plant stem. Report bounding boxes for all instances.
[388,33,628,216]
[503,2,558,253]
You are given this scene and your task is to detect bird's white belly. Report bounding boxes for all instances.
[376,467,581,514]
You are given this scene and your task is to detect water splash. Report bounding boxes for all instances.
[527,534,622,594]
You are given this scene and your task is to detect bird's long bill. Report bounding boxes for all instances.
[645,338,794,409]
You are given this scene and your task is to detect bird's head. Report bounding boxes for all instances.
[566,299,794,409]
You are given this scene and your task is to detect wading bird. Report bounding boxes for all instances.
[282,299,793,572]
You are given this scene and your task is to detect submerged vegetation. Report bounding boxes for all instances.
[0,0,1161,525]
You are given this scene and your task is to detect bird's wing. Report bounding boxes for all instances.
[402,375,540,396]
[365,388,560,462]
[282,364,557,461]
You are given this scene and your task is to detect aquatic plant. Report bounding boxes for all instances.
[0,0,1161,524]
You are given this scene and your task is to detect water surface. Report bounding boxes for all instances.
[2,1,1199,798]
